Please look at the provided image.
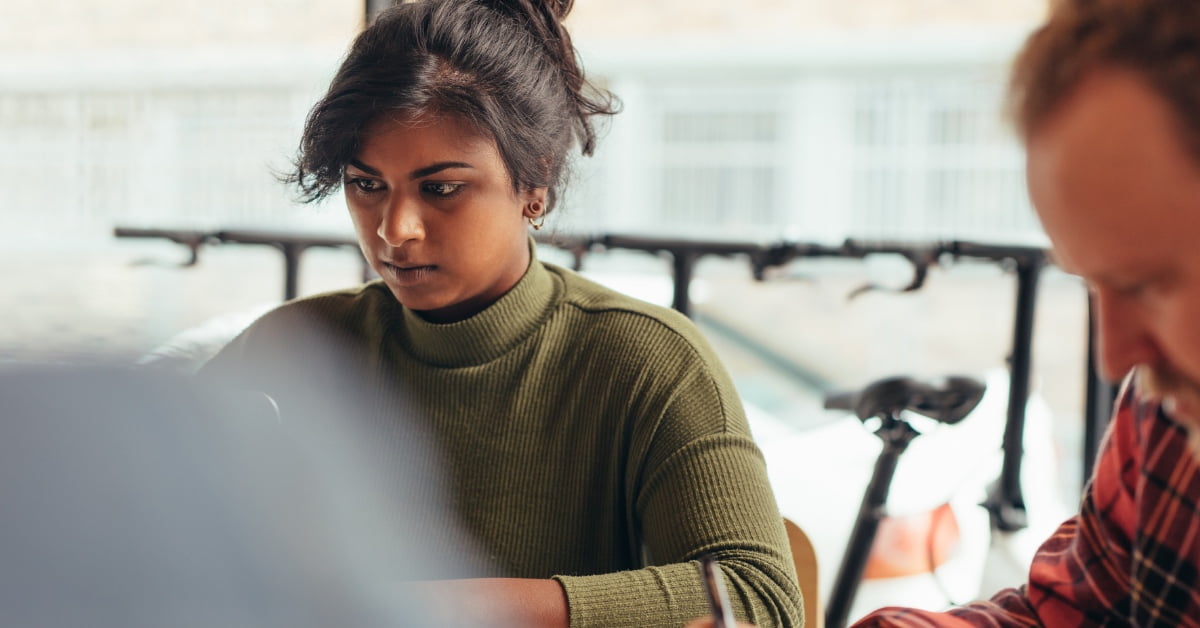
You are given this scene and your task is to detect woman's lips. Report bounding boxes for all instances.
[382,261,437,285]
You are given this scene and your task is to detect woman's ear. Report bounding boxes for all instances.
[521,187,549,219]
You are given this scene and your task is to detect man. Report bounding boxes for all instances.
[857,0,1200,625]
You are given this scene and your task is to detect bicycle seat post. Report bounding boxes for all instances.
[825,410,921,628]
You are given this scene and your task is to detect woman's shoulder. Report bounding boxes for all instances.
[542,263,716,356]
[272,280,392,315]
[202,281,396,370]
[245,281,396,333]
[546,264,691,325]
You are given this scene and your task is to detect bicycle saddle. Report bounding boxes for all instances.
[824,375,986,424]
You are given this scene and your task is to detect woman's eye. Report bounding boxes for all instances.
[345,177,383,193]
[423,182,464,197]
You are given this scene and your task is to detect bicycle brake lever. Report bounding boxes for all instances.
[846,256,930,300]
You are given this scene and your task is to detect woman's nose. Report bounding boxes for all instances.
[377,196,424,246]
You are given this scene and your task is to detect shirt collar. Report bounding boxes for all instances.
[396,239,559,367]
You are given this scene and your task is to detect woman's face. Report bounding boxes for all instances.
[343,112,544,323]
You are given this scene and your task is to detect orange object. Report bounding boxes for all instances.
[863,502,960,579]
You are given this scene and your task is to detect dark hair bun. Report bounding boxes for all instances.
[480,0,575,64]
[477,0,612,156]
[484,0,574,23]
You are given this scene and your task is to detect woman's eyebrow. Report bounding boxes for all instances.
[346,159,381,176]
[410,161,474,179]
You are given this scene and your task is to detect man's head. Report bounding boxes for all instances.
[1009,0,1200,158]
[1009,0,1200,450]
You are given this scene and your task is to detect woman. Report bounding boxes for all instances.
[202,1,802,625]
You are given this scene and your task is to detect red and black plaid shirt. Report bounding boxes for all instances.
[855,377,1200,627]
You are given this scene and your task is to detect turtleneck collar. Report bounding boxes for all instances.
[394,241,560,368]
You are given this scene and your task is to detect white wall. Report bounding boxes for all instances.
[1,22,1046,246]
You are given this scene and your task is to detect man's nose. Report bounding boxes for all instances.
[377,196,424,246]
[1093,288,1162,382]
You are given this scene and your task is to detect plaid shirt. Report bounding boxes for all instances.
[855,378,1200,627]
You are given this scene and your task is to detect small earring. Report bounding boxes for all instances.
[527,201,546,231]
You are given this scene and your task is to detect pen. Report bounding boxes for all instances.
[699,555,736,628]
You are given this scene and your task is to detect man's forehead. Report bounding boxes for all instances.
[1030,71,1176,169]
[1027,69,1200,283]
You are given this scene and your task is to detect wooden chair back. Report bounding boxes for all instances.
[784,518,822,628]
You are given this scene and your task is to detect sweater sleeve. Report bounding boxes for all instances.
[853,382,1142,627]
[552,324,804,627]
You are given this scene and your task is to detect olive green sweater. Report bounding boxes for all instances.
[202,253,802,627]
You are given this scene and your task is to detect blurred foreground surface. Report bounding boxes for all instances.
[0,363,496,627]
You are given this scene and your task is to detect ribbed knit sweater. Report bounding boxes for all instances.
[201,251,803,627]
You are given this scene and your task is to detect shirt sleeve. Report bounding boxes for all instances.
[552,327,805,627]
[853,382,1141,627]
